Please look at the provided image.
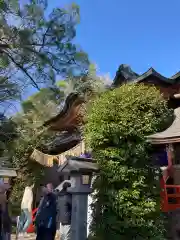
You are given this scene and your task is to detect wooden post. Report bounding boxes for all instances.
[166,144,173,168]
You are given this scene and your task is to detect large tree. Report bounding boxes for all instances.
[0,0,89,94]
[85,84,173,240]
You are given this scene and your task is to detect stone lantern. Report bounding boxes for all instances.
[58,155,99,240]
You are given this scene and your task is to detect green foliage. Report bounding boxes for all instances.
[0,76,20,113]
[8,87,59,214]
[0,0,89,93]
[21,86,64,115]
[0,114,17,168]
[64,63,109,99]
[9,122,51,213]
[85,84,173,239]
[8,63,108,211]
[0,114,17,149]
[0,77,19,102]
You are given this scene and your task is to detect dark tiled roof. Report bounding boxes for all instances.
[58,155,99,174]
[171,71,180,83]
[113,64,139,86]
[112,64,180,87]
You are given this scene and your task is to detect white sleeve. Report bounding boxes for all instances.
[27,190,33,212]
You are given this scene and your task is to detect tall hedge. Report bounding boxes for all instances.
[85,84,173,240]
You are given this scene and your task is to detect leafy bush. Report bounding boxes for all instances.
[85,84,173,240]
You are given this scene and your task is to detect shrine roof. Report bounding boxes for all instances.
[171,71,180,80]
[147,107,180,144]
[113,64,180,87]
[43,92,84,131]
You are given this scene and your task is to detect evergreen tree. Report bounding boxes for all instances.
[0,0,89,92]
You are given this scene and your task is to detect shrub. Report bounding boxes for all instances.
[85,84,173,240]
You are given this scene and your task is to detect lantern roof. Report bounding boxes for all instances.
[58,155,99,174]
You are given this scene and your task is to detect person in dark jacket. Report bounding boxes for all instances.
[35,183,57,240]
[3,190,11,240]
[57,181,72,240]
[0,183,11,240]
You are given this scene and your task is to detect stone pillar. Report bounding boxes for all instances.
[70,191,89,240]
[167,209,180,239]
[68,175,92,240]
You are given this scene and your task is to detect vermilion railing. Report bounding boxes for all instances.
[160,167,180,212]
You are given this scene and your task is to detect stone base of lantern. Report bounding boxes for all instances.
[166,209,180,239]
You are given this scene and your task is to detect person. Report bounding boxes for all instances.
[17,183,34,238]
[35,183,57,240]
[2,190,12,240]
[57,181,72,240]
[0,181,11,239]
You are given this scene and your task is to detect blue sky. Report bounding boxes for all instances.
[49,0,180,79]
[8,0,180,115]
